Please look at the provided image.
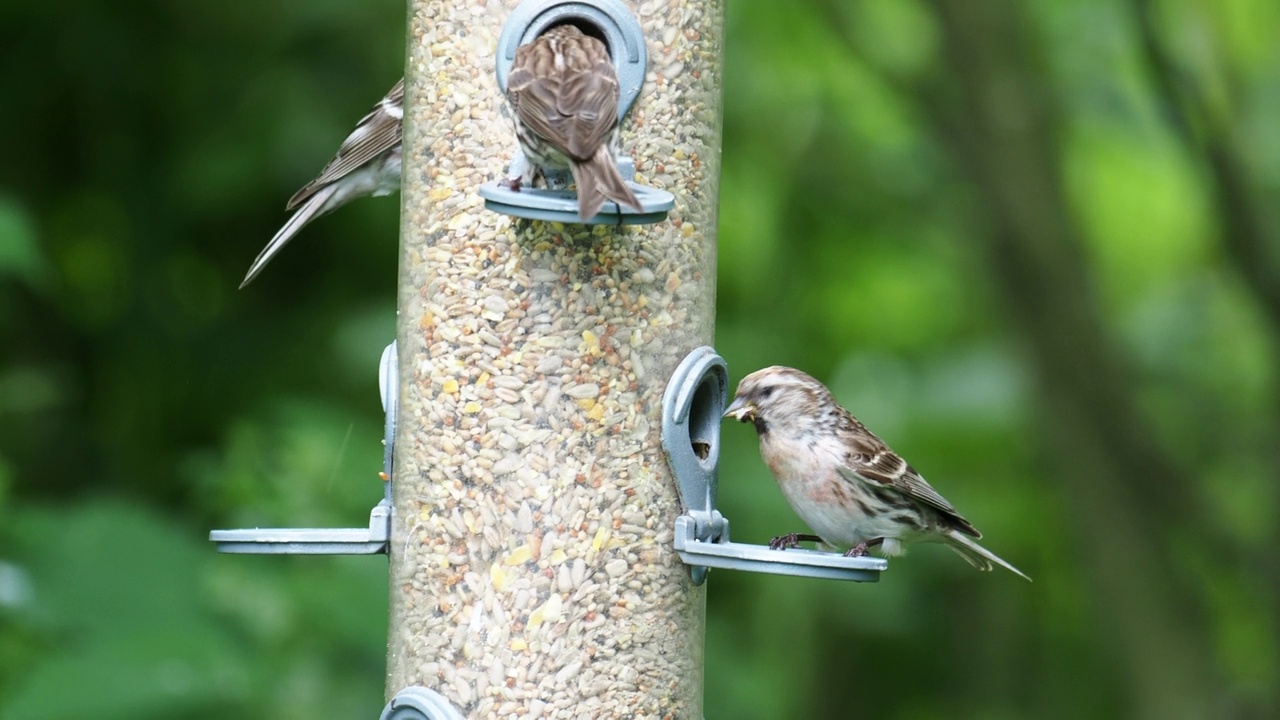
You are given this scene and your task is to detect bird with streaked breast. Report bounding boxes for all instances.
[725,366,1030,580]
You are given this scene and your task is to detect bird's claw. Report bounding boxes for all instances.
[768,532,822,551]
[768,533,802,550]
[843,538,885,557]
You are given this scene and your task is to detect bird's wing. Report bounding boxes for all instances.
[288,78,404,209]
[556,60,619,160]
[509,34,619,162]
[511,76,571,150]
[838,414,981,537]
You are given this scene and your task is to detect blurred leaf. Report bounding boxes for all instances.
[3,624,249,720]
[46,192,132,332]
[1064,124,1211,307]
[2,501,251,718]
[847,0,940,78]
[0,197,44,287]
[0,366,67,417]
[0,455,10,515]
[12,502,208,630]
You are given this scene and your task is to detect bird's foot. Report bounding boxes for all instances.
[769,533,823,551]
[500,176,523,192]
[843,538,884,558]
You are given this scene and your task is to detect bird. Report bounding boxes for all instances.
[504,24,642,221]
[724,366,1030,580]
[240,78,404,287]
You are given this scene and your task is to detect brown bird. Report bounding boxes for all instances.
[505,24,642,221]
[725,366,1030,580]
[241,78,404,287]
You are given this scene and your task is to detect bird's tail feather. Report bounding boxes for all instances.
[945,529,1031,581]
[570,145,642,221]
[240,183,341,288]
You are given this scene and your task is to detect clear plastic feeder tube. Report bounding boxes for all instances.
[390,0,724,717]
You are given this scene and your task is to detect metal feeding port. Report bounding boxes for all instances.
[209,341,399,555]
[478,0,675,225]
[661,347,888,584]
[209,504,389,555]
[380,686,465,720]
[479,157,674,224]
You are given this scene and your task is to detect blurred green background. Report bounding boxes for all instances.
[2,0,1277,717]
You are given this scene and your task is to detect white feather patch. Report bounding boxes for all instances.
[880,537,905,556]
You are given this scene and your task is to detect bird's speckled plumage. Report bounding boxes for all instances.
[506,25,641,220]
[725,366,1029,580]
[241,78,404,287]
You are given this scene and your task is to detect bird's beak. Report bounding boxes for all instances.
[723,396,754,422]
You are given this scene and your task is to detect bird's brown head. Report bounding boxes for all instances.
[723,366,835,436]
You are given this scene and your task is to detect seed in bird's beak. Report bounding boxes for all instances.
[723,397,754,422]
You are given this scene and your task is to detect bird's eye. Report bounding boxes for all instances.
[760,386,774,400]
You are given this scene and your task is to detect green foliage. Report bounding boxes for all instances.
[3,502,249,719]
[2,0,1279,717]
[0,197,45,288]
[1,501,387,720]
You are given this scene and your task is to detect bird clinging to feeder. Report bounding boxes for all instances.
[504,24,642,221]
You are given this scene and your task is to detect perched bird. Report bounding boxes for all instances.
[241,78,404,287]
[505,24,642,221]
[724,366,1030,580]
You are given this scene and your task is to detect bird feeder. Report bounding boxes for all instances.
[213,0,886,717]
[392,0,720,715]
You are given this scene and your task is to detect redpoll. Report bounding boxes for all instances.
[725,366,1030,580]
[241,78,404,287]
[505,24,641,221]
